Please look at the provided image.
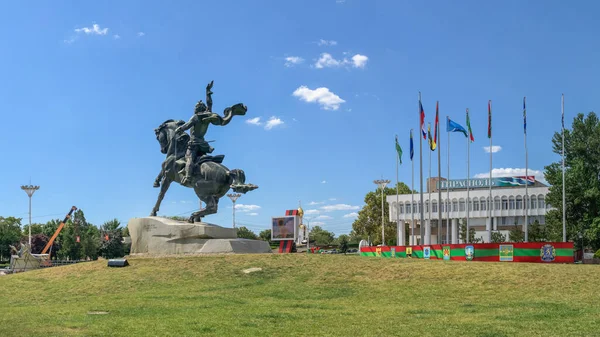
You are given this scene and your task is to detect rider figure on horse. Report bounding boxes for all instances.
[176,81,220,186]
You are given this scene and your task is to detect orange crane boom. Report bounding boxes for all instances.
[41,206,77,255]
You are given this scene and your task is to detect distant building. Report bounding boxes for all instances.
[386,176,551,245]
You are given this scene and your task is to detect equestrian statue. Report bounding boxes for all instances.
[151,81,258,223]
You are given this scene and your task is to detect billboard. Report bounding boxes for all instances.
[437,176,535,190]
[271,216,297,241]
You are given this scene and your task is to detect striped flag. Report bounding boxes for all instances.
[488,100,492,139]
[428,122,436,151]
[466,108,474,142]
[410,129,414,161]
[420,100,426,139]
[523,97,527,135]
[395,135,403,164]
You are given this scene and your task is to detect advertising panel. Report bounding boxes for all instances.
[271,216,297,241]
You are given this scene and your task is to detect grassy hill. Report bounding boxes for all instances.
[1,254,598,336]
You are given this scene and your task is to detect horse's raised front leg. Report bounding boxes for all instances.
[151,178,172,216]
[153,169,164,188]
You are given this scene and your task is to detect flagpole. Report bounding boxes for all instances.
[488,100,493,243]
[411,129,415,246]
[437,103,442,244]
[524,96,529,242]
[562,94,566,242]
[428,122,432,245]
[419,92,424,245]
[396,135,401,246]
[466,109,470,243]
[446,116,450,244]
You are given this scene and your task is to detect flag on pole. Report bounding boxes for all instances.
[432,101,439,149]
[561,95,564,130]
[420,100,427,139]
[447,117,468,138]
[410,129,414,161]
[395,135,403,164]
[428,122,435,151]
[523,96,527,135]
[466,108,474,142]
[488,100,492,138]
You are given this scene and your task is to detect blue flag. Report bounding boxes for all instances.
[447,117,468,138]
[410,129,414,161]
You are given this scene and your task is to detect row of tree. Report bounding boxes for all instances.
[347,111,600,252]
[235,225,357,248]
[0,209,127,262]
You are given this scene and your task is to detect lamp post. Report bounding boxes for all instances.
[374,179,391,246]
[226,193,241,228]
[21,184,40,246]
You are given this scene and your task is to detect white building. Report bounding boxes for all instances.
[386,176,552,245]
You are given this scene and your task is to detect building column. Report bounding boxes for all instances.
[493,217,498,231]
[485,218,492,243]
[397,221,404,247]
[451,218,458,244]
[424,219,431,245]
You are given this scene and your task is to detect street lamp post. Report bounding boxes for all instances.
[374,179,391,246]
[226,193,241,228]
[21,184,40,246]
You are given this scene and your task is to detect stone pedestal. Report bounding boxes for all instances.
[128,217,271,255]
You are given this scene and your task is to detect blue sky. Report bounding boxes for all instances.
[1,0,599,235]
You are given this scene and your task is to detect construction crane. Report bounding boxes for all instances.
[41,206,77,255]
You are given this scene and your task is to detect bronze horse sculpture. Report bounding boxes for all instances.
[151,97,258,223]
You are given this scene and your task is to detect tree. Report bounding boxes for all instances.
[30,233,50,254]
[490,231,507,243]
[337,234,349,254]
[22,223,43,237]
[236,226,258,240]
[122,226,130,237]
[258,229,272,244]
[528,220,547,242]
[509,224,524,243]
[351,182,411,245]
[544,112,600,250]
[101,218,121,232]
[311,226,335,246]
[98,228,124,259]
[459,220,479,243]
[0,217,22,260]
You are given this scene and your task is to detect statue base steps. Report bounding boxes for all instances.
[128,217,272,255]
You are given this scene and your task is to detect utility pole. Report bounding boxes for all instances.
[226,193,241,228]
[374,179,391,245]
[21,184,40,246]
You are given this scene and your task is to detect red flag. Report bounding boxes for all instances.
[76,236,80,243]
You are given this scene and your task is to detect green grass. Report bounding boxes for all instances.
[1,254,599,337]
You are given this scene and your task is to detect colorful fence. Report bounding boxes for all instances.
[360,242,574,263]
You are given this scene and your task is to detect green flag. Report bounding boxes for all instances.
[466,109,474,142]
[395,135,402,164]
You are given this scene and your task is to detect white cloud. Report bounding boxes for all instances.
[292,86,345,111]
[336,0,346,3]
[320,204,360,212]
[305,209,320,215]
[318,39,337,46]
[264,116,284,130]
[315,53,343,68]
[316,215,333,220]
[248,213,259,216]
[75,24,109,35]
[312,221,326,226]
[113,34,121,40]
[235,204,261,212]
[484,145,502,153]
[308,201,324,205]
[474,168,546,183]
[321,180,327,184]
[314,52,368,69]
[343,212,359,218]
[351,54,368,68]
[329,198,337,201]
[284,56,304,67]
[137,32,145,37]
[246,117,262,126]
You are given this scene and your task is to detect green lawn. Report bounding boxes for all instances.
[1,254,598,336]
